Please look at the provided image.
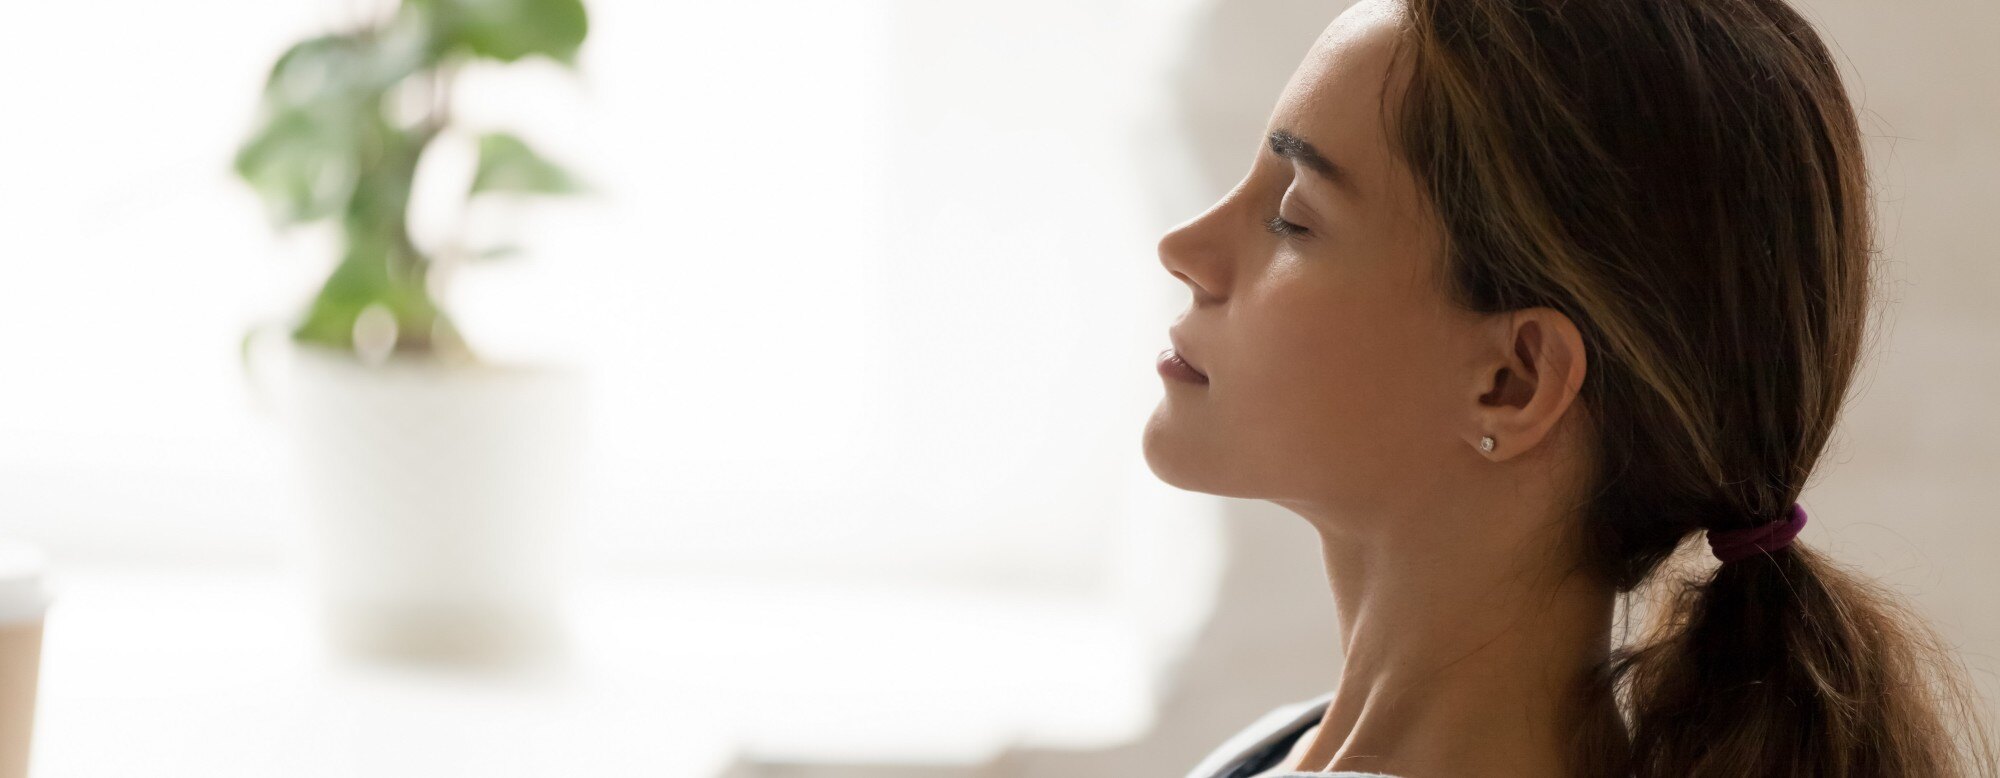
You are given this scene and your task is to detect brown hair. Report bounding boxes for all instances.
[1377,0,2000,775]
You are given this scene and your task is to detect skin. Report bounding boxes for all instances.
[1142,1,1624,776]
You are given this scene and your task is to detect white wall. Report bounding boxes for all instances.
[0,1,1218,601]
[1786,0,2000,732]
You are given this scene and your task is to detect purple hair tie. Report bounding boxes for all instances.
[1708,503,1808,564]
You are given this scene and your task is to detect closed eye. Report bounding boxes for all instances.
[1265,213,1310,238]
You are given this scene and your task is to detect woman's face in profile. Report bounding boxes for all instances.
[1144,0,1487,513]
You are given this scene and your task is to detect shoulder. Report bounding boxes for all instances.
[1263,773,1404,777]
[1256,772,1404,777]
[1182,689,1337,778]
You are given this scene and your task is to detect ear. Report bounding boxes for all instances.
[1469,307,1587,461]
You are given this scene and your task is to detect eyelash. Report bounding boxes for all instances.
[1264,213,1310,239]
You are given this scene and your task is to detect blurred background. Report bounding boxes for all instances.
[0,0,1994,775]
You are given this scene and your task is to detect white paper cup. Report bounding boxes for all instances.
[0,540,51,778]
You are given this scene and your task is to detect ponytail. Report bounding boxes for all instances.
[1611,541,1997,776]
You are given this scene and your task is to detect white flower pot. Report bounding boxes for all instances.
[272,342,586,667]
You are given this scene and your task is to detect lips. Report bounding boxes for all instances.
[1167,330,1209,379]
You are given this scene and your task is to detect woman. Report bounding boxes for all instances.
[1144,0,1999,776]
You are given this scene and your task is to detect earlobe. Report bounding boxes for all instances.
[1471,308,1588,460]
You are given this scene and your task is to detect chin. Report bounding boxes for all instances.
[1140,408,1190,485]
[1141,406,1225,494]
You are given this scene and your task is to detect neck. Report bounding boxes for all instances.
[1271,493,1624,777]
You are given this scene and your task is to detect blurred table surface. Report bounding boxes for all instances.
[29,565,1156,777]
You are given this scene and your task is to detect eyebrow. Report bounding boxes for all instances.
[1267,129,1351,190]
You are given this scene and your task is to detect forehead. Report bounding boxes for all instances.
[1266,1,1411,201]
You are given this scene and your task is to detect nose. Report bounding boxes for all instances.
[1156,205,1230,306]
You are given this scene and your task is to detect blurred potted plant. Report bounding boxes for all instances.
[235,0,591,667]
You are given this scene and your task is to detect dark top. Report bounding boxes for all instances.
[1183,689,1402,778]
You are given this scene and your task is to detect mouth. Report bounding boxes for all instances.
[1163,330,1210,383]
[1158,349,1208,384]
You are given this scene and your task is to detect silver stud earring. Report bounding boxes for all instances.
[1479,436,1495,453]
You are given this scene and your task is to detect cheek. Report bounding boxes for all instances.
[1223,282,1455,484]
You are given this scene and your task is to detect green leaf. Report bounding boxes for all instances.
[236,25,430,226]
[261,27,427,109]
[291,243,447,354]
[234,106,358,224]
[470,132,582,195]
[263,35,355,105]
[432,0,588,66]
